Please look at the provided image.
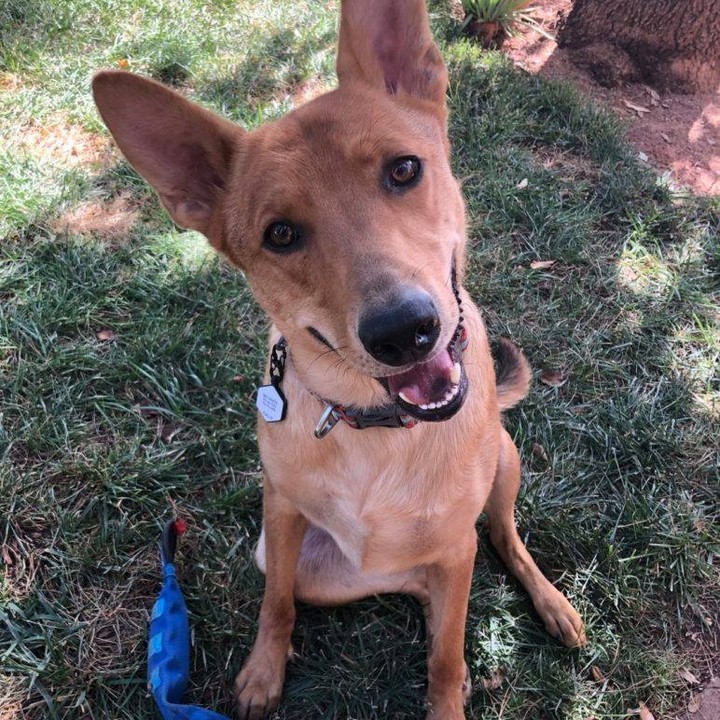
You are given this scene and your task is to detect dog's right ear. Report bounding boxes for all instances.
[92,71,241,248]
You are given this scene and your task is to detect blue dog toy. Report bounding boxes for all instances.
[148,519,232,720]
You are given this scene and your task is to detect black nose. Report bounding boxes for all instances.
[358,288,441,366]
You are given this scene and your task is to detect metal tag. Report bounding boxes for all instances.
[256,383,287,423]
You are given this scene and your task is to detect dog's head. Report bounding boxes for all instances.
[93,0,469,422]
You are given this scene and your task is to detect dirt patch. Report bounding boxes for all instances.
[684,677,720,720]
[0,71,24,93]
[52,193,140,241]
[0,676,25,720]
[15,118,114,170]
[502,0,720,196]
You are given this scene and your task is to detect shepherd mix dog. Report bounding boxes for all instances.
[93,0,586,717]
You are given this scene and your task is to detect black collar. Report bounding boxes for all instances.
[257,336,419,439]
[257,324,468,439]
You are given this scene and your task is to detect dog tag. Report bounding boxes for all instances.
[256,383,287,423]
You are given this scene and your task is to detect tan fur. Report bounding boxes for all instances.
[93,1,585,717]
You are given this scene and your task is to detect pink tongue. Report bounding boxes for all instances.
[387,349,454,405]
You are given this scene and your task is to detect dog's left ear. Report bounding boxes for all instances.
[337,0,447,109]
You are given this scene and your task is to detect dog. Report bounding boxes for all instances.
[93,1,586,717]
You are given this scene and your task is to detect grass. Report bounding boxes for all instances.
[1,1,718,719]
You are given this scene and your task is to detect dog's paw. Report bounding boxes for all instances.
[426,664,471,719]
[426,697,466,720]
[537,589,587,648]
[233,650,287,720]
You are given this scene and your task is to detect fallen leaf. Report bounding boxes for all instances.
[590,665,605,682]
[647,87,661,101]
[532,442,549,462]
[96,328,116,341]
[158,421,182,443]
[232,375,245,383]
[516,177,529,190]
[530,259,556,270]
[540,369,568,388]
[117,58,130,69]
[638,151,649,162]
[481,669,505,691]
[1,545,12,566]
[660,132,671,144]
[687,692,702,713]
[635,702,655,720]
[623,99,651,115]
[680,668,700,685]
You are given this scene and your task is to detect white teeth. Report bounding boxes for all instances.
[397,365,463,412]
[398,391,418,406]
[450,362,461,385]
[415,383,461,412]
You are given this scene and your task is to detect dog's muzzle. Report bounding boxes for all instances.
[383,321,469,422]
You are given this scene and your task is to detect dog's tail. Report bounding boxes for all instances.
[493,338,532,411]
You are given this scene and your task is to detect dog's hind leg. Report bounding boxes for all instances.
[484,427,586,647]
[257,525,428,605]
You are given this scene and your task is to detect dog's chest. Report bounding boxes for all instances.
[262,421,491,573]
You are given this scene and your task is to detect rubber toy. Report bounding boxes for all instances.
[148,519,232,720]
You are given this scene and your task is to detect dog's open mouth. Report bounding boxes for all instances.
[384,327,468,422]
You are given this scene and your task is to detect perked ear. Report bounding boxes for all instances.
[336,0,448,107]
[92,71,241,246]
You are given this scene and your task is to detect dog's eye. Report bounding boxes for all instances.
[388,156,422,189]
[264,221,299,251]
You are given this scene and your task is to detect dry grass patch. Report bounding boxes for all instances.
[0,72,24,93]
[0,675,25,720]
[533,145,600,182]
[52,193,140,241]
[70,580,152,678]
[1,539,41,602]
[14,118,113,170]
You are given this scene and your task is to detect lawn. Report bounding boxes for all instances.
[1,1,718,719]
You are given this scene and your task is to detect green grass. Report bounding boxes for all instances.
[1,1,718,719]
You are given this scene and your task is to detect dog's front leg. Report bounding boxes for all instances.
[424,535,476,720]
[234,482,307,720]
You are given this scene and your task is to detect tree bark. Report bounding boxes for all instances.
[557,0,720,93]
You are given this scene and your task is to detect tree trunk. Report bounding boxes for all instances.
[557,0,720,93]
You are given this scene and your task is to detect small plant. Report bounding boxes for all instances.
[461,0,538,49]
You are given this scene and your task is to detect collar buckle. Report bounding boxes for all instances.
[314,404,342,439]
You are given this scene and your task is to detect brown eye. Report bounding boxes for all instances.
[388,155,422,189]
[264,221,299,251]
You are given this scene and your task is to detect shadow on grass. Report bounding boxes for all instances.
[0,231,267,718]
[198,26,337,123]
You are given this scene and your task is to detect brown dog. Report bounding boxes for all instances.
[93,0,585,717]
